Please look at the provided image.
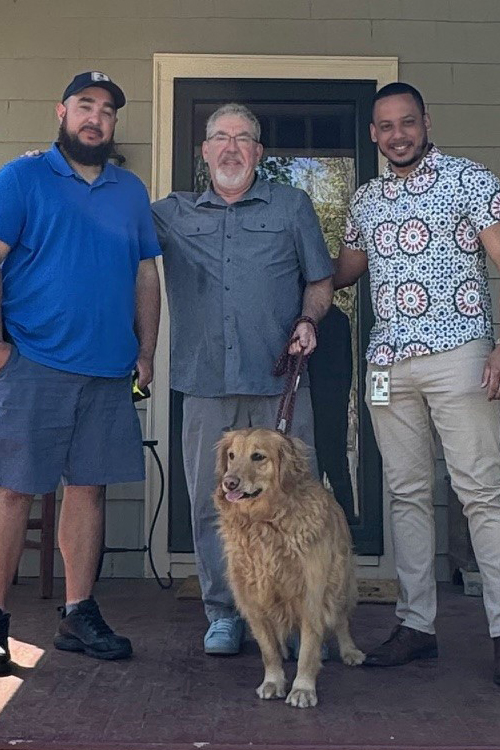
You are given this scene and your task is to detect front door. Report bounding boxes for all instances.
[168,78,382,555]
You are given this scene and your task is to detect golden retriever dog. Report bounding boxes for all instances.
[213,428,365,708]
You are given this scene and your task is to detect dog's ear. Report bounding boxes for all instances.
[278,434,311,493]
[214,431,233,485]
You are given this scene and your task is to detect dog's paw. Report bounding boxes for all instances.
[285,686,318,708]
[341,647,365,666]
[256,679,287,700]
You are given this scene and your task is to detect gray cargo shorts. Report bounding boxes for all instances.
[0,346,145,494]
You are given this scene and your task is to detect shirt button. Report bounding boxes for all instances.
[224,315,230,320]
[226,257,230,263]
[226,233,232,239]
[225,285,230,291]
[261,223,266,228]
[227,345,233,350]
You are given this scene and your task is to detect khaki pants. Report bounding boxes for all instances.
[366,340,500,637]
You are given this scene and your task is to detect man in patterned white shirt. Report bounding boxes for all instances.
[335,82,500,685]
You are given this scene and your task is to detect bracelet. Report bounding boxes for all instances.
[496,339,500,346]
[293,315,319,338]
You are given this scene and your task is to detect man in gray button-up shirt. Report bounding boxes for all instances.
[152,104,333,655]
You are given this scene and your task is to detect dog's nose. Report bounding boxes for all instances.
[223,475,240,491]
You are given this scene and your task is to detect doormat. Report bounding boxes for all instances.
[175,574,202,600]
[176,575,398,603]
[357,578,398,603]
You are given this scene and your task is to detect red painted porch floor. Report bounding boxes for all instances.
[0,579,499,750]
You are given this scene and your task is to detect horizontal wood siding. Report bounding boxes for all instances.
[4,0,500,580]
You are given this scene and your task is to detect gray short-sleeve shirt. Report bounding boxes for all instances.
[152,177,333,397]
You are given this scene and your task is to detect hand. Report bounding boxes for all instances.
[0,342,12,371]
[288,321,317,356]
[135,355,154,390]
[21,149,41,158]
[481,345,500,400]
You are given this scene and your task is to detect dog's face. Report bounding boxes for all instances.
[214,428,310,518]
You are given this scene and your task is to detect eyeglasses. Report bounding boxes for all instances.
[207,132,259,146]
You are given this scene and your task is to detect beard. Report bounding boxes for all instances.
[58,119,114,167]
[214,164,249,191]
[385,133,430,170]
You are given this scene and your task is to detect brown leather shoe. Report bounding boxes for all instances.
[363,624,438,667]
[494,637,500,686]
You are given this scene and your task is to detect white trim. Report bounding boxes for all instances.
[145,53,399,579]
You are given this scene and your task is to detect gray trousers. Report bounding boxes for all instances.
[367,340,500,637]
[182,388,316,622]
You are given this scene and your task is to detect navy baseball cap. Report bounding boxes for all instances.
[62,71,126,109]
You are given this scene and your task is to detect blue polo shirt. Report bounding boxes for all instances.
[0,144,161,377]
[153,178,333,397]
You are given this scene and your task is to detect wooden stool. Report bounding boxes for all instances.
[24,492,56,598]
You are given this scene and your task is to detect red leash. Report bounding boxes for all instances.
[273,316,318,435]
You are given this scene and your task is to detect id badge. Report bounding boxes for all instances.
[370,370,390,406]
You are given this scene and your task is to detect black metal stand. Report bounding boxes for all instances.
[96,440,172,588]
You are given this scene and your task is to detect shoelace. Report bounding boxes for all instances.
[60,602,114,636]
[80,603,114,636]
[208,619,237,638]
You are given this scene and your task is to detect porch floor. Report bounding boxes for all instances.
[1,579,499,750]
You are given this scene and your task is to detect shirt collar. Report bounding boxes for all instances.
[45,142,118,185]
[382,144,441,181]
[195,174,271,207]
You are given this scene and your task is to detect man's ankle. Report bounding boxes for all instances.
[65,599,87,615]
[65,595,94,614]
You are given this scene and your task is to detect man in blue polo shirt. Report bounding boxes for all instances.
[0,72,161,673]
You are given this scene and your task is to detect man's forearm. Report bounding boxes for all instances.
[135,259,161,361]
[334,246,369,289]
[0,269,12,370]
[301,275,334,324]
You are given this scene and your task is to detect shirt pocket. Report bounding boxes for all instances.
[241,217,285,234]
[174,217,220,237]
[241,217,287,257]
[169,217,220,269]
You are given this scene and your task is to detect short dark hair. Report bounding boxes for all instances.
[372,82,425,120]
[206,103,261,142]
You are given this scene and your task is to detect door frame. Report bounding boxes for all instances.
[146,53,398,579]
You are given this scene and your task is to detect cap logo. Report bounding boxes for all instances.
[91,72,110,82]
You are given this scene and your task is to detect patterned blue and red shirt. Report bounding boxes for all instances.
[344,145,500,366]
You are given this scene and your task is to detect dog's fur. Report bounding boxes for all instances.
[214,428,364,708]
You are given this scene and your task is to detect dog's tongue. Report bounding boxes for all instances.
[226,489,244,502]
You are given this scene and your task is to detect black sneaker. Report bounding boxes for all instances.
[53,597,132,660]
[0,611,11,675]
